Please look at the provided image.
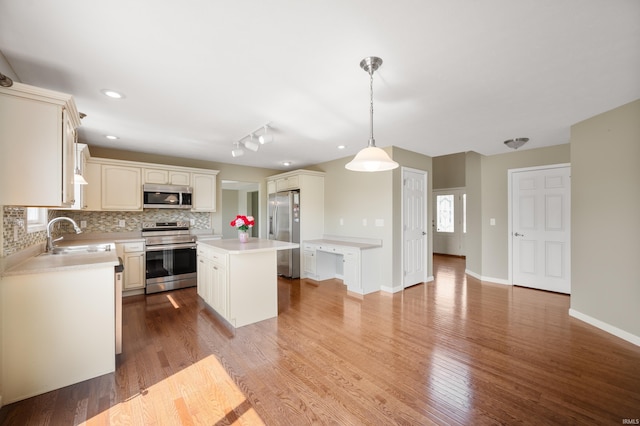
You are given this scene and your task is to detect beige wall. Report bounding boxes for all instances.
[88,146,280,238]
[433,152,466,189]
[472,144,570,281]
[464,151,483,274]
[570,99,640,340]
[317,146,432,291]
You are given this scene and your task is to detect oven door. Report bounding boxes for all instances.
[145,243,197,293]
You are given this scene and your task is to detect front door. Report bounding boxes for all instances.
[402,168,428,288]
[433,189,466,256]
[510,165,571,294]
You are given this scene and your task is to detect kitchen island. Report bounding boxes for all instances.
[196,238,298,328]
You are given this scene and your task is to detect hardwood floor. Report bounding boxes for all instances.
[2,255,639,425]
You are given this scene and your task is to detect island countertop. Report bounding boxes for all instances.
[197,238,298,254]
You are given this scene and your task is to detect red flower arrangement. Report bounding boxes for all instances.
[230,215,255,232]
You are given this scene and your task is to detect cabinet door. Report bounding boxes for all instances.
[276,175,299,191]
[267,180,276,194]
[343,251,360,290]
[192,172,217,212]
[143,168,169,184]
[83,161,102,210]
[123,252,145,290]
[61,111,76,206]
[211,261,228,319]
[102,165,142,210]
[303,250,316,276]
[170,171,190,185]
[0,94,65,206]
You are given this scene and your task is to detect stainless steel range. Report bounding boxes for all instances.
[142,221,197,294]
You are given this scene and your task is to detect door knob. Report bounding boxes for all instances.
[422,231,427,235]
[514,232,524,237]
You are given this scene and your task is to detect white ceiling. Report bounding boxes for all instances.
[1,1,639,170]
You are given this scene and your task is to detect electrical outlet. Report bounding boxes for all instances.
[362,218,367,226]
[190,219,195,226]
[119,220,125,227]
[80,220,87,228]
[339,218,344,226]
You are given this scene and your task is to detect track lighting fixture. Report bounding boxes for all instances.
[231,123,274,157]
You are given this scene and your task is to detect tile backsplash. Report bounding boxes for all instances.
[2,207,212,257]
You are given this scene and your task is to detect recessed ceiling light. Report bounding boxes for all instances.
[101,89,125,99]
[105,135,119,140]
[337,145,346,150]
[282,161,292,167]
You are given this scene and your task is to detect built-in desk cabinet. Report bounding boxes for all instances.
[303,239,381,295]
[0,82,81,207]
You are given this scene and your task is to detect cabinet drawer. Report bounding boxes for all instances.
[122,242,144,252]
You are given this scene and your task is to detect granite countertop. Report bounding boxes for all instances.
[197,238,299,254]
[303,239,382,250]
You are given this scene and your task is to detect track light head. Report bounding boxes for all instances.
[231,142,244,157]
[244,134,260,152]
[258,125,273,144]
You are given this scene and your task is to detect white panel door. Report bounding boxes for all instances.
[511,166,571,293]
[402,168,428,288]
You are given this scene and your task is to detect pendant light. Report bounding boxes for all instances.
[345,56,399,172]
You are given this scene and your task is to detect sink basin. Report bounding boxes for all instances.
[41,243,115,255]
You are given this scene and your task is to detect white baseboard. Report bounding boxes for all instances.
[569,309,640,347]
[465,269,511,285]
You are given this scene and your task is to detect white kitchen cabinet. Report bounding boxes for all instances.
[1,264,116,404]
[276,175,299,191]
[0,82,81,207]
[116,241,145,292]
[267,180,276,194]
[196,244,228,319]
[102,164,142,210]
[191,172,218,212]
[143,168,191,186]
[343,249,360,290]
[303,244,317,277]
[83,160,102,210]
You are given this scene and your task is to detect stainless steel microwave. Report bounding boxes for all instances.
[143,184,193,209]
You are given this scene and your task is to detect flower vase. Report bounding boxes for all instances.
[238,231,249,243]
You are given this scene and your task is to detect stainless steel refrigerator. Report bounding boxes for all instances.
[268,190,300,278]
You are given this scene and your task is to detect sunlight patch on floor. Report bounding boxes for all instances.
[84,355,265,425]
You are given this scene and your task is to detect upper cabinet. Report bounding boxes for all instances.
[82,157,218,212]
[143,168,190,186]
[102,164,142,211]
[0,82,81,207]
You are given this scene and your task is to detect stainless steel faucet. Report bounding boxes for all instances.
[46,217,82,252]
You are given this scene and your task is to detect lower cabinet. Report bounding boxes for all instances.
[197,244,229,320]
[116,241,145,292]
[303,244,317,278]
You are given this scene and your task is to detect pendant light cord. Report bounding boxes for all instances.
[368,69,376,147]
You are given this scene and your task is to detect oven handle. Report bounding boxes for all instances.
[145,243,197,252]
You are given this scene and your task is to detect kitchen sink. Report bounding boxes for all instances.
[40,243,115,255]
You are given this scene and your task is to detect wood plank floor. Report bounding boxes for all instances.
[1,255,639,425]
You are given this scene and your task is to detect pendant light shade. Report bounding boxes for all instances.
[345,56,398,172]
[345,146,398,172]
